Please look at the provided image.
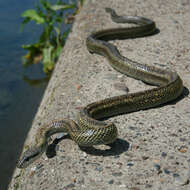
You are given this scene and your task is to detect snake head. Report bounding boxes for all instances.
[17,146,43,168]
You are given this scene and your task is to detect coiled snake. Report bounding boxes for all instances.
[17,8,183,168]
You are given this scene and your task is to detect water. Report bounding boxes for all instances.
[0,0,74,189]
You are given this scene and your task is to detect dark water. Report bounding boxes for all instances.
[0,0,73,189]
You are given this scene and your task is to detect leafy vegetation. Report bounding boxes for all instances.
[21,0,83,74]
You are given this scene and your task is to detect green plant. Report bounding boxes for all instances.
[21,0,78,73]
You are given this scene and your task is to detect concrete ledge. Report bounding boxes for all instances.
[9,0,190,189]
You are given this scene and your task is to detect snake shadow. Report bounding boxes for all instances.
[46,135,130,158]
[79,138,130,156]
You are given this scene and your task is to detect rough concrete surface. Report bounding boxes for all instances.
[8,0,190,189]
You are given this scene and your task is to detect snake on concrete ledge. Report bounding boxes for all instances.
[17,8,183,168]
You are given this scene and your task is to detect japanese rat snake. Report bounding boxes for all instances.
[17,8,183,168]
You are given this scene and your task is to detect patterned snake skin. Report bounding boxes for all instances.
[17,8,183,168]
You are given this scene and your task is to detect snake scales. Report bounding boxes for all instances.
[17,8,183,168]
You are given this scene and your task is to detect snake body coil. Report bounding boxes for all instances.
[17,8,183,168]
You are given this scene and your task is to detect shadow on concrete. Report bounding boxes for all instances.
[79,138,130,156]
[46,136,130,158]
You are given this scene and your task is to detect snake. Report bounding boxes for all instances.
[17,8,183,168]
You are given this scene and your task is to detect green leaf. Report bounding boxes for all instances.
[40,0,52,10]
[21,9,45,24]
[22,42,43,51]
[42,45,54,67]
[54,26,60,36]
[53,45,62,59]
[60,29,71,45]
[50,4,75,11]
